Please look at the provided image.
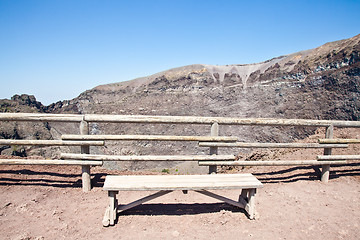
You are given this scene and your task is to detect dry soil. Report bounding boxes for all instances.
[0,163,359,240]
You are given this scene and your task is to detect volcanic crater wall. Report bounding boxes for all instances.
[0,34,359,171]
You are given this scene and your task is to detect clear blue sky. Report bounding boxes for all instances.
[0,0,359,105]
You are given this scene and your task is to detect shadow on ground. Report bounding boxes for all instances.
[0,169,106,188]
[252,164,360,183]
[119,202,243,216]
[0,164,359,188]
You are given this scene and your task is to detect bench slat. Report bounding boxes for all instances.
[103,174,263,191]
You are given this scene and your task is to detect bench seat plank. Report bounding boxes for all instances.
[103,173,263,191]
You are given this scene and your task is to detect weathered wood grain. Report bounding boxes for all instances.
[321,124,333,183]
[317,155,360,160]
[0,113,83,122]
[1,113,360,127]
[198,160,348,166]
[209,122,219,174]
[80,120,91,192]
[61,134,238,142]
[319,139,360,144]
[0,159,102,165]
[60,153,236,161]
[0,139,104,146]
[103,173,263,191]
[84,114,360,127]
[199,142,348,148]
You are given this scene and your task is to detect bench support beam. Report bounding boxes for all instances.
[195,190,245,209]
[118,190,173,212]
[103,188,258,226]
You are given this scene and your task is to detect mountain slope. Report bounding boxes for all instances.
[1,34,360,168]
[57,34,359,120]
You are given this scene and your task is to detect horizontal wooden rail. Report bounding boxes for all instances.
[0,159,102,165]
[317,155,360,161]
[62,134,238,142]
[60,153,236,161]
[1,113,360,127]
[198,160,348,166]
[0,113,83,122]
[0,139,104,146]
[199,142,348,148]
[319,139,360,144]
[84,114,360,127]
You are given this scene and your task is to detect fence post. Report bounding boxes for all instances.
[80,119,91,192]
[209,122,219,174]
[321,124,333,183]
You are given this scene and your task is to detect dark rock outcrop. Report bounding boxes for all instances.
[0,94,54,156]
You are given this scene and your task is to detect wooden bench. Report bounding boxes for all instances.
[102,173,263,226]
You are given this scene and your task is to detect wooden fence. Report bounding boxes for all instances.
[0,113,359,191]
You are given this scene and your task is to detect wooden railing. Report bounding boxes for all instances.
[0,113,359,191]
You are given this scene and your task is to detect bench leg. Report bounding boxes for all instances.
[102,207,110,227]
[239,188,257,220]
[109,191,118,225]
[103,191,118,227]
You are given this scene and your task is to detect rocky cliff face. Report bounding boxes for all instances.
[67,34,360,120]
[0,95,53,156]
[47,34,360,171]
[1,34,360,168]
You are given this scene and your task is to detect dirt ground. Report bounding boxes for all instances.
[0,163,359,240]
